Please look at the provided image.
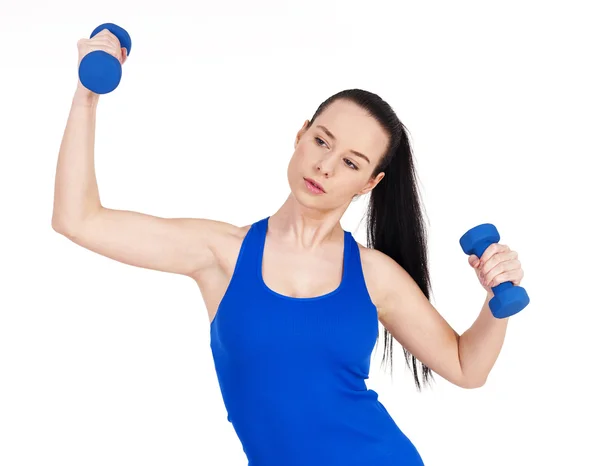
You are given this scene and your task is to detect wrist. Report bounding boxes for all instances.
[73,82,99,107]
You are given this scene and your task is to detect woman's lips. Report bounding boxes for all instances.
[304,178,325,194]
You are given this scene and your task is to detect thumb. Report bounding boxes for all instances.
[468,255,480,268]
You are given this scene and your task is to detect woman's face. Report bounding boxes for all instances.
[287,99,389,210]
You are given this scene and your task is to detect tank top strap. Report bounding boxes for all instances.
[228,216,270,283]
[342,231,373,303]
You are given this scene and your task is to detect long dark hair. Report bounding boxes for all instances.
[307,89,434,391]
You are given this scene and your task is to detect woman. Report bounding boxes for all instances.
[52,30,525,465]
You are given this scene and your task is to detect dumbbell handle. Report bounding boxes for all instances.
[470,238,513,295]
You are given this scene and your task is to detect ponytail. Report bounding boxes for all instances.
[366,124,434,391]
[309,89,435,391]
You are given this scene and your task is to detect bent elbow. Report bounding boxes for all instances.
[461,376,487,389]
[52,220,75,237]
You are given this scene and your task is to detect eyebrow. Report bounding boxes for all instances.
[316,125,371,164]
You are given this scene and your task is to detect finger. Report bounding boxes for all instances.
[481,250,518,274]
[483,259,522,286]
[468,255,480,268]
[95,36,121,52]
[479,245,512,272]
[97,28,119,42]
[478,243,499,269]
[483,256,521,279]
[86,44,121,61]
[487,268,524,288]
[93,30,121,50]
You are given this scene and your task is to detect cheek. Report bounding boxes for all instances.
[288,145,308,171]
[293,143,308,160]
[287,150,303,181]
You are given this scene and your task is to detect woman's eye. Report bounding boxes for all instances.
[315,137,326,147]
[344,159,358,170]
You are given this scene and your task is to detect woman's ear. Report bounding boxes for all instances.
[357,172,385,196]
[295,120,310,148]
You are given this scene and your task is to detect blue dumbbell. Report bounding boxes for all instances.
[78,23,132,95]
[459,223,530,318]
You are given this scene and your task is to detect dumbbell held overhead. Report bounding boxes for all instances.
[78,23,132,95]
[460,223,530,319]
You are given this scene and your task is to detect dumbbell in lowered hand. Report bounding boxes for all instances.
[460,223,530,318]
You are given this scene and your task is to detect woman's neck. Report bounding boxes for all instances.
[268,194,346,249]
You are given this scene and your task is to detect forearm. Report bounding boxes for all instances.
[458,291,509,386]
[52,84,102,231]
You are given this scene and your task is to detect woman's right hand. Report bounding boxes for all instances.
[74,29,128,99]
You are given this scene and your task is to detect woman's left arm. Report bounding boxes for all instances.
[459,243,524,386]
[367,243,524,389]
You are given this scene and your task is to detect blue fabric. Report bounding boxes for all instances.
[210,216,424,465]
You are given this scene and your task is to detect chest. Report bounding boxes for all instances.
[195,226,382,325]
[260,243,345,299]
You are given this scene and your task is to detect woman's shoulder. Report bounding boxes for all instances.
[357,242,408,275]
[355,241,412,306]
[355,240,390,266]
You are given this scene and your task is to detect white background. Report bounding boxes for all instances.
[1,0,598,464]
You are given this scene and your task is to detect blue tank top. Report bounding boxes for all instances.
[210,216,424,466]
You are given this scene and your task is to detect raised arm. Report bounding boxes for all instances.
[51,31,235,278]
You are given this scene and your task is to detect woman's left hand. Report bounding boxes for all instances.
[468,243,524,293]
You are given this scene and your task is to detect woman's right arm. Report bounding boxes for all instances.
[52,33,233,278]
